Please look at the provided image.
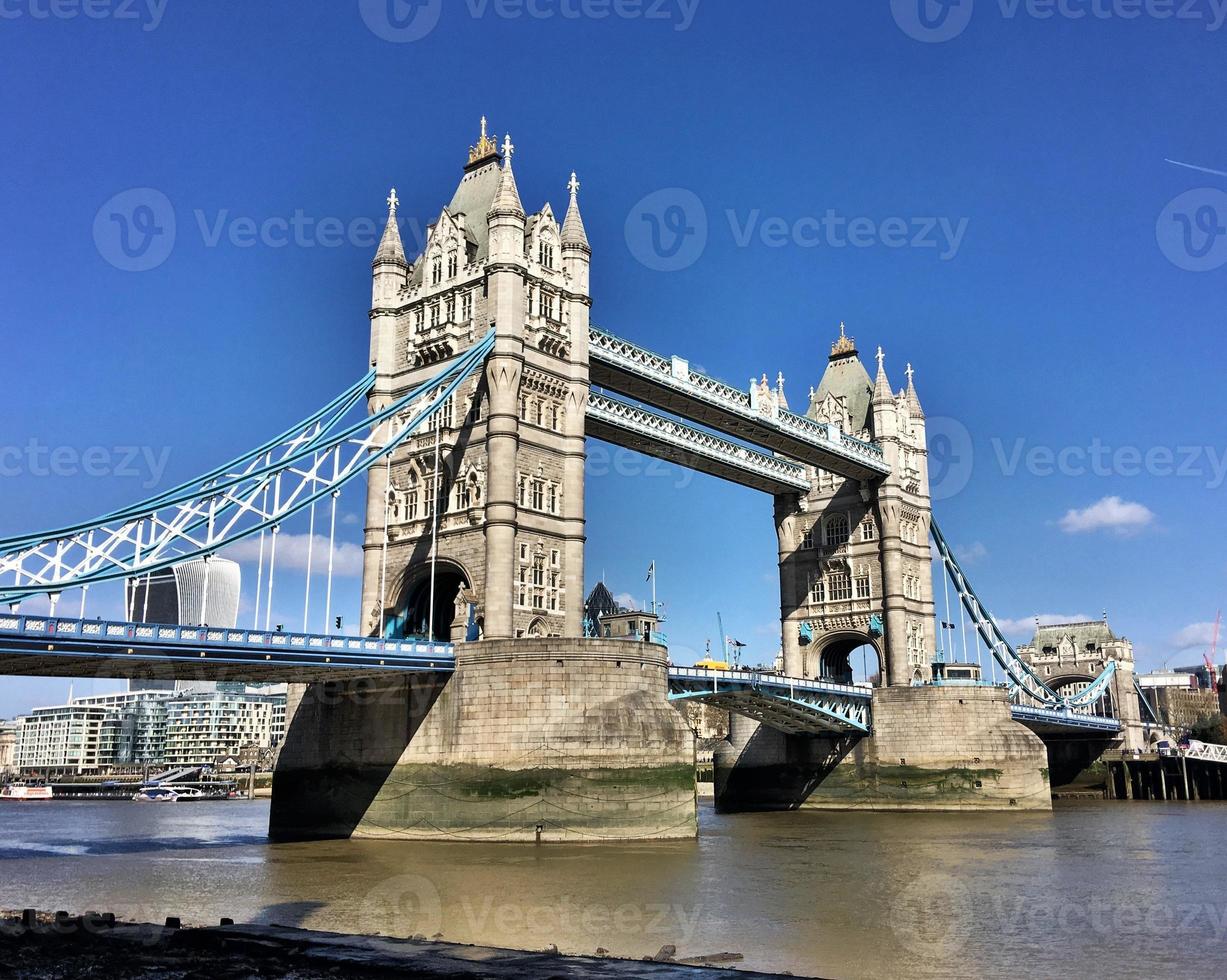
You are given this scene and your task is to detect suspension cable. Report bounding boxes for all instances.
[303,453,318,634]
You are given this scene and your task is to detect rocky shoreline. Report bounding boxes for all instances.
[0,910,808,979]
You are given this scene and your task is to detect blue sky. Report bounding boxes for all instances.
[1,1,1225,715]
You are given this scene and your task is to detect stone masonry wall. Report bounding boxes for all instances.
[271,639,697,843]
[803,686,1051,811]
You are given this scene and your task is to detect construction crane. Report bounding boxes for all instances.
[1204,610,1221,692]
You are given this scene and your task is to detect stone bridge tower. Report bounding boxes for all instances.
[362,121,591,642]
[776,326,936,687]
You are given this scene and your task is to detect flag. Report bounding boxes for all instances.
[646,561,655,582]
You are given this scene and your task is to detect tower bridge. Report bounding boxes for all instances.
[0,121,1141,840]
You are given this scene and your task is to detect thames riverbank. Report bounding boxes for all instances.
[0,912,781,979]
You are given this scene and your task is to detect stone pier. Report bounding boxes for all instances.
[271,639,697,842]
[715,685,1051,812]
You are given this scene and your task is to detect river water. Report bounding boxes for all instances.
[0,799,1222,978]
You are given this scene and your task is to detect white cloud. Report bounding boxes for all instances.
[955,542,988,564]
[341,512,361,526]
[1058,496,1154,536]
[613,592,643,611]
[1168,622,1219,656]
[226,533,364,577]
[994,613,1093,638]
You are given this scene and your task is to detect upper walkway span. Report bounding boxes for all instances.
[589,327,891,482]
[585,393,811,495]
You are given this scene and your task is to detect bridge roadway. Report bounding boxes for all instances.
[0,614,455,684]
[589,327,891,482]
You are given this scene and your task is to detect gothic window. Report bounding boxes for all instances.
[431,256,442,286]
[447,251,458,279]
[531,480,544,511]
[861,518,878,542]
[551,404,560,431]
[519,542,529,561]
[547,484,557,514]
[518,477,528,507]
[824,514,850,547]
[808,574,825,605]
[856,573,872,600]
[539,241,555,269]
[430,303,440,328]
[461,290,473,321]
[829,573,853,602]
[801,525,814,550]
[413,309,424,331]
[406,474,419,520]
[446,296,456,322]
[534,400,543,426]
[550,549,560,567]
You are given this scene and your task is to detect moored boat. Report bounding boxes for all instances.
[0,783,54,801]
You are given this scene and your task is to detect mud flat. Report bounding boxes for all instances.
[0,910,806,979]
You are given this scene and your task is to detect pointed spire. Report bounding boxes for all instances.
[873,345,893,403]
[488,134,524,218]
[905,362,925,418]
[562,171,590,250]
[374,186,407,266]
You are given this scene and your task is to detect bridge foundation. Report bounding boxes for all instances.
[715,685,1052,812]
[270,639,696,842]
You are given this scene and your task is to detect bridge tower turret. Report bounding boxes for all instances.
[559,173,592,637]
[360,120,588,643]
[871,353,937,686]
[777,326,935,688]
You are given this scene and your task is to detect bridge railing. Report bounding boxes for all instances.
[668,666,872,699]
[0,614,455,663]
[587,393,811,490]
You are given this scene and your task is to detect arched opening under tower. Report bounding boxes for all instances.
[811,632,883,687]
[1051,674,1114,717]
[384,560,471,643]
